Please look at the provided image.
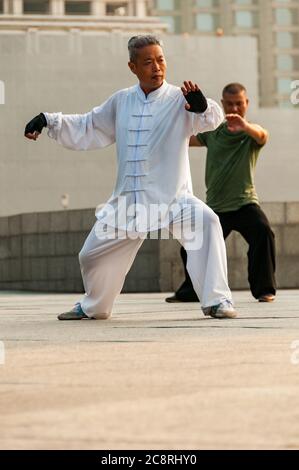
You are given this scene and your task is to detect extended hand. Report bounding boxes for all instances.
[24,113,47,140]
[226,114,247,132]
[181,81,199,109]
[181,81,208,113]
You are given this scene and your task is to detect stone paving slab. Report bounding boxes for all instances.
[0,290,299,450]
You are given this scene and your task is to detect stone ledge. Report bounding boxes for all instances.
[286,202,299,224]
[260,202,286,225]
[0,207,299,292]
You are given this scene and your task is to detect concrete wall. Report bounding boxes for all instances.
[1,203,299,293]
[0,208,161,292]
[0,31,259,216]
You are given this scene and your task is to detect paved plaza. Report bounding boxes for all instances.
[0,290,299,450]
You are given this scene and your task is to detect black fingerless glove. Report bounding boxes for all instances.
[185,90,208,114]
[24,113,47,135]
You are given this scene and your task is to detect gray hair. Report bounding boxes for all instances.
[128,35,163,62]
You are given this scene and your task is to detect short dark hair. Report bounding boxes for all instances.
[128,35,162,63]
[222,83,247,97]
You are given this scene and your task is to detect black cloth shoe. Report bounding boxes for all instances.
[165,294,199,303]
[258,293,275,303]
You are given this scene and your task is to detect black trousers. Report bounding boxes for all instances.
[176,204,276,300]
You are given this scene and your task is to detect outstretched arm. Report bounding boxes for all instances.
[226,114,269,146]
[24,93,118,150]
[25,113,47,141]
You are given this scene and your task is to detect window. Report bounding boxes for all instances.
[155,0,182,10]
[277,78,292,94]
[65,1,91,15]
[159,15,181,33]
[235,11,258,28]
[277,54,293,71]
[106,2,128,16]
[196,13,219,32]
[276,32,293,49]
[235,0,255,4]
[156,0,175,9]
[277,32,299,50]
[23,0,49,14]
[275,8,297,26]
[195,0,219,7]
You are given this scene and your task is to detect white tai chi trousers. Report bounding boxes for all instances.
[79,199,233,319]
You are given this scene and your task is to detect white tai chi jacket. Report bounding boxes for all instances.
[45,81,224,232]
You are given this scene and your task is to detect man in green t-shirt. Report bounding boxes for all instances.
[166,83,276,303]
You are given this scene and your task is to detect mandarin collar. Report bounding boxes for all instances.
[136,81,168,103]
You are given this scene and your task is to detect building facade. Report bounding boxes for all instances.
[1,1,298,105]
[149,0,299,107]
[0,1,167,33]
[0,0,147,16]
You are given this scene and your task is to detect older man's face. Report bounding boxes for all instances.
[129,45,167,94]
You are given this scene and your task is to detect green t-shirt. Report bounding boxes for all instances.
[197,122,264,213]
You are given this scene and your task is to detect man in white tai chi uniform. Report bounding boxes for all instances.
[25,35,237,320]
